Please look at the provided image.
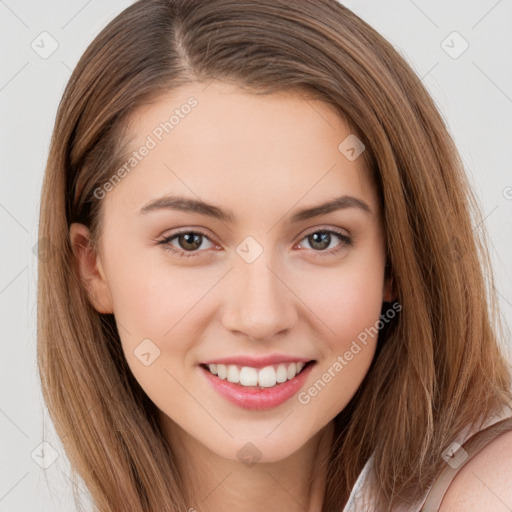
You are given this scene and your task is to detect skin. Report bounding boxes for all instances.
[439,430,512,511]
[70,80,394,511]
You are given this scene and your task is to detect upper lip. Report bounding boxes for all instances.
[201,354,315,369]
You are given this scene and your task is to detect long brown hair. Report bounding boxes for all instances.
[37,0,512,510]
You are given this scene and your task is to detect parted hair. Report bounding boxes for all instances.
[37,0,512,510]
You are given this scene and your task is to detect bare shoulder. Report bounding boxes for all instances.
[439,429,512,511]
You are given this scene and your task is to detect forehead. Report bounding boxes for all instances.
[108,80,378,218]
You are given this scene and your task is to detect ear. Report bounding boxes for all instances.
[69,223,114,314]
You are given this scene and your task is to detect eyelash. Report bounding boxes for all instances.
[157,227,353,259]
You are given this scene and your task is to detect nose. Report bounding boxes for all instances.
[221,253,298,341]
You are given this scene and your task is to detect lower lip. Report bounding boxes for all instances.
[199,362,315,411]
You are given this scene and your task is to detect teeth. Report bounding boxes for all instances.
[239,366,258,386]
[276,364,288,383]
[216,364,226,379]
[287,362,297,380]
[227,364,240,383]
[207,361,307,388]
[258,366,276,387]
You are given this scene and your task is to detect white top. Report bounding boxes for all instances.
[341,403,512,511]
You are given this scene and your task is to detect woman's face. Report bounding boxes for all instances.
[71,80,392,463]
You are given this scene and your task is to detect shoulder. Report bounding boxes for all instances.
[439,428,512,510]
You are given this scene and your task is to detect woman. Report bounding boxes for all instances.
[37,0,512,510]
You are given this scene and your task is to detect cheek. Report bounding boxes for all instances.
[297,259,385,345]
[107,264,197,410]
[293,253,385,409]
[110,273,171,334]
[106,255,219,377]
[105,240,195,335]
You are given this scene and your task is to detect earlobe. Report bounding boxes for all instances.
[69,223,114,314]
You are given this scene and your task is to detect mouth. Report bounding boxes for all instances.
[199,359,317,410]
[199,360,316,390]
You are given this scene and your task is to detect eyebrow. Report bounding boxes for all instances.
[139,194,373,222]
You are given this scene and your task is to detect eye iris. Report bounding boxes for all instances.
[309,232,331,250]
[179,233,202,251]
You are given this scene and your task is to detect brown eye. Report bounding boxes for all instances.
[298,229,353,254]
[176,232,203,251]
[158,230,215,258]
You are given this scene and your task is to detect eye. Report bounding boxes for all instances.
[296,228,353,255]
[158,230,216,258]
[157,227,353,258]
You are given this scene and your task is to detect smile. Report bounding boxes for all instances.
[199,361,316,410]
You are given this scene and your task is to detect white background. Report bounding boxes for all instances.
[1,0,511,510]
